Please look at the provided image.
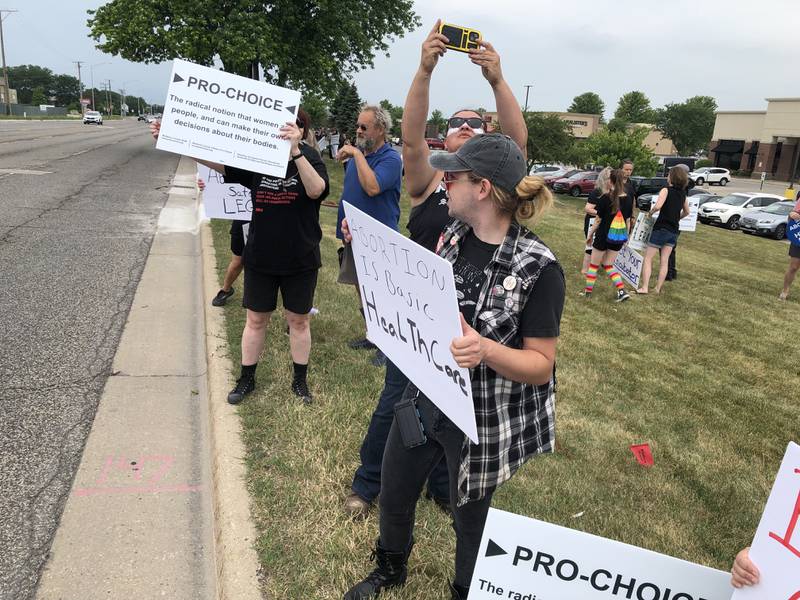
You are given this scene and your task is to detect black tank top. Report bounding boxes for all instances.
[407,182,452,252]
[654,186,686,233]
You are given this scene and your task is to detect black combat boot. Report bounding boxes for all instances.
[449,581,470,599]
[343,539,412,599]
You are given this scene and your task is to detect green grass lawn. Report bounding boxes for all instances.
[210,158,798,599]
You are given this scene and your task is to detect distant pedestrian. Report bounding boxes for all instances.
[779,194,800,300]
[330,129,340,159]
[583,169,632,302]
[637,166,690,295]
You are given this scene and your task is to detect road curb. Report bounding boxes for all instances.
[200,220,266,600]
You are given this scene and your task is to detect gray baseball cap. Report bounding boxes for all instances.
[673,163,690,173]
[429,133,527,193]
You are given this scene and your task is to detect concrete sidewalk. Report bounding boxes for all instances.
[36,157,263,600]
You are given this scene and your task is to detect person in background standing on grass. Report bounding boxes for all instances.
[330,128,340,159]
[637,165,689,295]
[335,105,402,368]
[666,163,693,281]
[779,191,800,300]
[582,167,612,275]
[583,169,632,302]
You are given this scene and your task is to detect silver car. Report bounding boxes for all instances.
[739,201,795,239]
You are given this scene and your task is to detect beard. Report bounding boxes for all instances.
[356,137,376,152]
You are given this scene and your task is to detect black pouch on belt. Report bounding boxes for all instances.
[393,396,427,449]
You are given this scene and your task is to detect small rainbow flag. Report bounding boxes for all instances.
[607,210,628,243]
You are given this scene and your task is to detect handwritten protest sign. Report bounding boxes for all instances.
[157,59,301,177]
[471,508,732,600]
[629,213,654,251]
[732,441,800,600]
[680,196,700,232]
[196,164,251,221]
[614,245,644,288]
[342,202,478,443]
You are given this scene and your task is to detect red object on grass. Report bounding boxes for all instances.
[630,443,654,467]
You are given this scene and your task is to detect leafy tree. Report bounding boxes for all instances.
[614,90,655,124]
[31,87,47,106]
[7,65,54,104]
[87,0,420,98]
[52,74,80,107]
[568,92,605,120]
[583,126,659,176]
[524,112,575,170]
[427,109,447,136]
[301,93,330,129]
[655,95,718,155]
[330,81,361,142]
[379,99,403,137]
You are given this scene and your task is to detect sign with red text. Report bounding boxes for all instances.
[470,508,732,600]
[157,59,301,177]
[196,164,251,221]
[732,441,800,600]
[342,202,477,443]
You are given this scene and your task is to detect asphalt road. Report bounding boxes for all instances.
[0,119,181,600]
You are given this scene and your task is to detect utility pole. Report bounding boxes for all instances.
[0,9,18,116]
[103,79,111,115]
[73,61,85,114]
[523,84,533,113]
[89,62,108,110]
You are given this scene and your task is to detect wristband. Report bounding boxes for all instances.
[291,151,303,160]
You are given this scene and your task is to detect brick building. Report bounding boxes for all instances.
[710,98,800,181]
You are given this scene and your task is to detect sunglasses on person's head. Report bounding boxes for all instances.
[448,116,484,130]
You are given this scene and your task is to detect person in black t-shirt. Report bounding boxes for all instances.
[582,167,612,274]
[666,164,693,280]
[150,109,329,405]
[637,166,690,294]
[583,169,633,302]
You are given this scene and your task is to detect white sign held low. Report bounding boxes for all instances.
[196,164,251,221]
[342,202,478,443]
[470,508,732,600]
[680,196,700,232]
[629,213,654,251]
[614,245,644,288]
[732,441,800,600]
[157,59,301,177]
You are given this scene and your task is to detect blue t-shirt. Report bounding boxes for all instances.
[336,143,402,239]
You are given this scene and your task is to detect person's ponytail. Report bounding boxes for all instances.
[513,175,554,222]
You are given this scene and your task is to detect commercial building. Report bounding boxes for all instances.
[0,82,17,105]
[710,98,800,181]
[483,111,601,139]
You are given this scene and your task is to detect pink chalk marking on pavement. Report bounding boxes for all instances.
[74,484,202,497]
[93,455,176,487]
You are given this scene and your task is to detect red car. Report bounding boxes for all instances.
[542,168,580,188]
[552,171,598,197]
[426,138,445,150]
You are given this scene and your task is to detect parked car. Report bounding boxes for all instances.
[529,164,563,175]
[542,169,579,187]
[739,201,795,239]
[636,188,716,211]
[137,114,148,122]
[698,192,784,229]
[694,193,722,207]
[83,110,103,125]
[630,176,668,199]
[552,171,598,197]
[689,167,730,186]
[426,138,445,150]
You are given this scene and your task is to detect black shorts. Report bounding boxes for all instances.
[592,238,624,253]
[243,267,318,314]
[230,220,246,256]
[790,244,800,259]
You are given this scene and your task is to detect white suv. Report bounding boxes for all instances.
[689,167,730,186]
[83,111,103,125]
[698,192,784,229]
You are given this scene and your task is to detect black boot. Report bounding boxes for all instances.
[343,539,411,599]
[449,582,469,600]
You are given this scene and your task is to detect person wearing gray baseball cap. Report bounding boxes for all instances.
[344,132,566,600]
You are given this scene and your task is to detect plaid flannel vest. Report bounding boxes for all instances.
[438,219,560,506]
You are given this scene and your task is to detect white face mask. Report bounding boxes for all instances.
[447,127,484,137]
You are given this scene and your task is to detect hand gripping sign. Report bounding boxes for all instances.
[733,442,800,600]
[157,59,301,178]
[342,202,478,443]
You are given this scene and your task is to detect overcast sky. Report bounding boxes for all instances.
[4,0,797,117]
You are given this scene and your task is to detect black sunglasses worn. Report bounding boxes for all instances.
[448,116,484,129]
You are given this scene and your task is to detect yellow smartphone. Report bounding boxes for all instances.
[439,22,482,53]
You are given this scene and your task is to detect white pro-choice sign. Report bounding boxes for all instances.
[614,245,644,288]
[680,196,700,232]
[342,202,478,443]
[196,164,251,221]
[157,59,301,178]
[732,441,800,600]
[470,508,732,600]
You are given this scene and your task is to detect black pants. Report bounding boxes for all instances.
[379,387,493,588]
[667,247,677,278]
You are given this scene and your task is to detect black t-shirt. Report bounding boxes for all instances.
[454,232,565,338]
[407,182,452,253]
[594,193,634,241]
[584,188,601,234]
[225,144,330,274]
[624,179,637,200]
[654,186,685,233]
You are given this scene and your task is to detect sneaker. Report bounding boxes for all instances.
[227,375,254,405]
[211,287,235,307]
[371,349,387,367]
[291,379,313,404]
[579,291,592,298]
[348,338,377,350]
[344,492,372,519]
[616,289,631,303]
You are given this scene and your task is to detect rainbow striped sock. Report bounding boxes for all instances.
[604,265,624,289]
[585,263,599,293]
